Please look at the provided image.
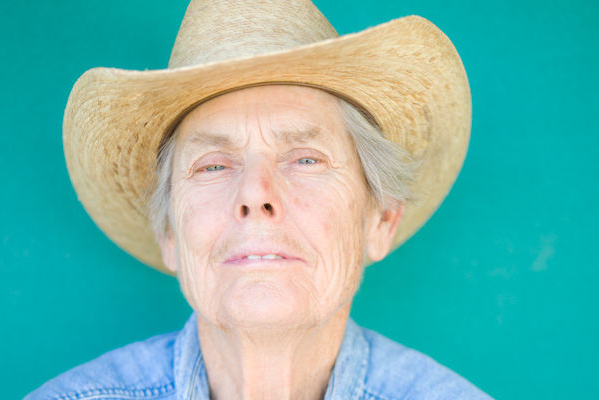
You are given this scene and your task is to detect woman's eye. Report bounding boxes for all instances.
[296,158,318,165]
[205,165,226,171]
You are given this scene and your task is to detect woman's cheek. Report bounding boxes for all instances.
[287,181,334,227]
[178,181,228,222]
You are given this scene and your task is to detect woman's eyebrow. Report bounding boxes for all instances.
[275,127,323,144]
[185,132,236,149]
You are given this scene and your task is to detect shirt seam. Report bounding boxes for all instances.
[352,348,367,399]
[50,381,175,400]
[184,352,205,400]
[363,387,398,400]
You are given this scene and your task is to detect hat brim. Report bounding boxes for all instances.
[63,15,471,275]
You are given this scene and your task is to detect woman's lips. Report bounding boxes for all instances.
[223,251,302,265]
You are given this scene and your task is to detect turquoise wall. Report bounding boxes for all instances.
[2,0,597,398]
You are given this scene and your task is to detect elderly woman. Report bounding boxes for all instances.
[27,0,491,399]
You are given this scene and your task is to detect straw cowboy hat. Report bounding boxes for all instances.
[63,0,471,274]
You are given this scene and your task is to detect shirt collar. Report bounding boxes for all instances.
[174,313,369,400]
[174,313,210,400]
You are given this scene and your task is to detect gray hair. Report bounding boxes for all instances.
[148,96,418,236]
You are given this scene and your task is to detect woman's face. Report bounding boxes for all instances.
[159,85,399,330]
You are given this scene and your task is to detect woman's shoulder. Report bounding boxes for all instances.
[359,326,493,400]
[24,330,179,400]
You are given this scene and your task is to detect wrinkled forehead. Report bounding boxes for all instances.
[172,85,349,152]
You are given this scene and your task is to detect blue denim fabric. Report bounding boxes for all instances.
[25,313,492,399]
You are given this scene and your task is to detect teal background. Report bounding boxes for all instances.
[1,0,597,398]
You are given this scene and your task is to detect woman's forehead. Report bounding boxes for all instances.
[173,85,350,152]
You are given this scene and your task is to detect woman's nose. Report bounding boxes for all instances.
[233,159,283,222]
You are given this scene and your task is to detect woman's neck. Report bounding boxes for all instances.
[196,306,350,400]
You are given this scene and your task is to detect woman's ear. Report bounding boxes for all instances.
[156,229,178,274]
[365,201,405,262]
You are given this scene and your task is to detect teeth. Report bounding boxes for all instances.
[244,254,283,260]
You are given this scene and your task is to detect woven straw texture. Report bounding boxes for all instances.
[63,0,471,274]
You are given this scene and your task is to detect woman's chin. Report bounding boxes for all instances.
[219,282,311,330]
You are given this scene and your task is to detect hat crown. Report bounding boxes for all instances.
[168,0,338,68]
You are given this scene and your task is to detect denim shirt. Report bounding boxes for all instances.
[26,313,492,400]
